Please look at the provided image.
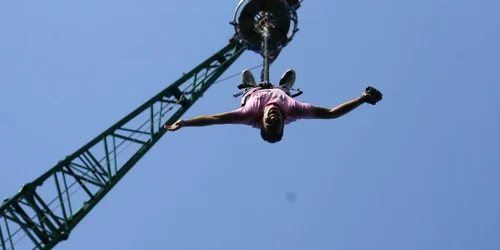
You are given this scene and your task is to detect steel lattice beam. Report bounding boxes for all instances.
[0,39,245,250]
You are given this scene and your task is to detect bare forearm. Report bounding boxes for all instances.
[315,96,366,119]
[183,115,221,127]
[182,112,236,127]
[331,96,366,118]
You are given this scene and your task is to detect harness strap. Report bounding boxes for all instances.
[239,86,293,107]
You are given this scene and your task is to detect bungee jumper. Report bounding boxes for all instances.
[0,2,386,250]
[163,0,383,143]
[164,69,383,143]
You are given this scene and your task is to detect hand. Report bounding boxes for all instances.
[164,120,185,131]
[362,86,383,105]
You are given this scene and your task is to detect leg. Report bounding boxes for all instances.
[278,69,296,89]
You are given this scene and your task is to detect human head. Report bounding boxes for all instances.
[260,104,284,143]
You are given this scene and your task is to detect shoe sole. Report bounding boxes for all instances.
[241,70,257,87]
[279,69,295,89]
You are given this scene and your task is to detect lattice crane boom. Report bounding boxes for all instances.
[0,40,245,250]
[0,1,303,249]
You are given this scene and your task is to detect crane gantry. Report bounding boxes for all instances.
[0,1,302,249]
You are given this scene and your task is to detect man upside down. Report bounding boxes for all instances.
[164,69,383,143]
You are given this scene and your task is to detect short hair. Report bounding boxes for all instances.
[260,123,284,143]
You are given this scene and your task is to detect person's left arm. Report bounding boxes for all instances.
[164,108,251,131]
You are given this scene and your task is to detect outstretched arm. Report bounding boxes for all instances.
[311,86,383,119]
[313,95,367,119]
[182,112,239,126]
[164,111,248,131]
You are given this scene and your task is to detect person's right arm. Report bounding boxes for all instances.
[294,87,382,120]
[312,95,367,119]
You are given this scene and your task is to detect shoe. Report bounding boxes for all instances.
[241,69,257,87]
[278,69,296,89]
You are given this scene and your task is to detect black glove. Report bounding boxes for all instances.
[364,86,383,105]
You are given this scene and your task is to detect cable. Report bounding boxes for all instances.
[213,63,262,84]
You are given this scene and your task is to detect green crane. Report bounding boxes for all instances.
[0,1,301,249]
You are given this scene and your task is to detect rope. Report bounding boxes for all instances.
[262,12,272,84]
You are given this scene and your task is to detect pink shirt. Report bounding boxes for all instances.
[230,88,316,128]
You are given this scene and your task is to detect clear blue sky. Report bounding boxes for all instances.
[1,0,499,249]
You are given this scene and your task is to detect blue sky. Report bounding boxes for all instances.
[1,0,499,249]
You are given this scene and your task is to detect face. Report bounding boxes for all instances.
[262,104,283,133]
